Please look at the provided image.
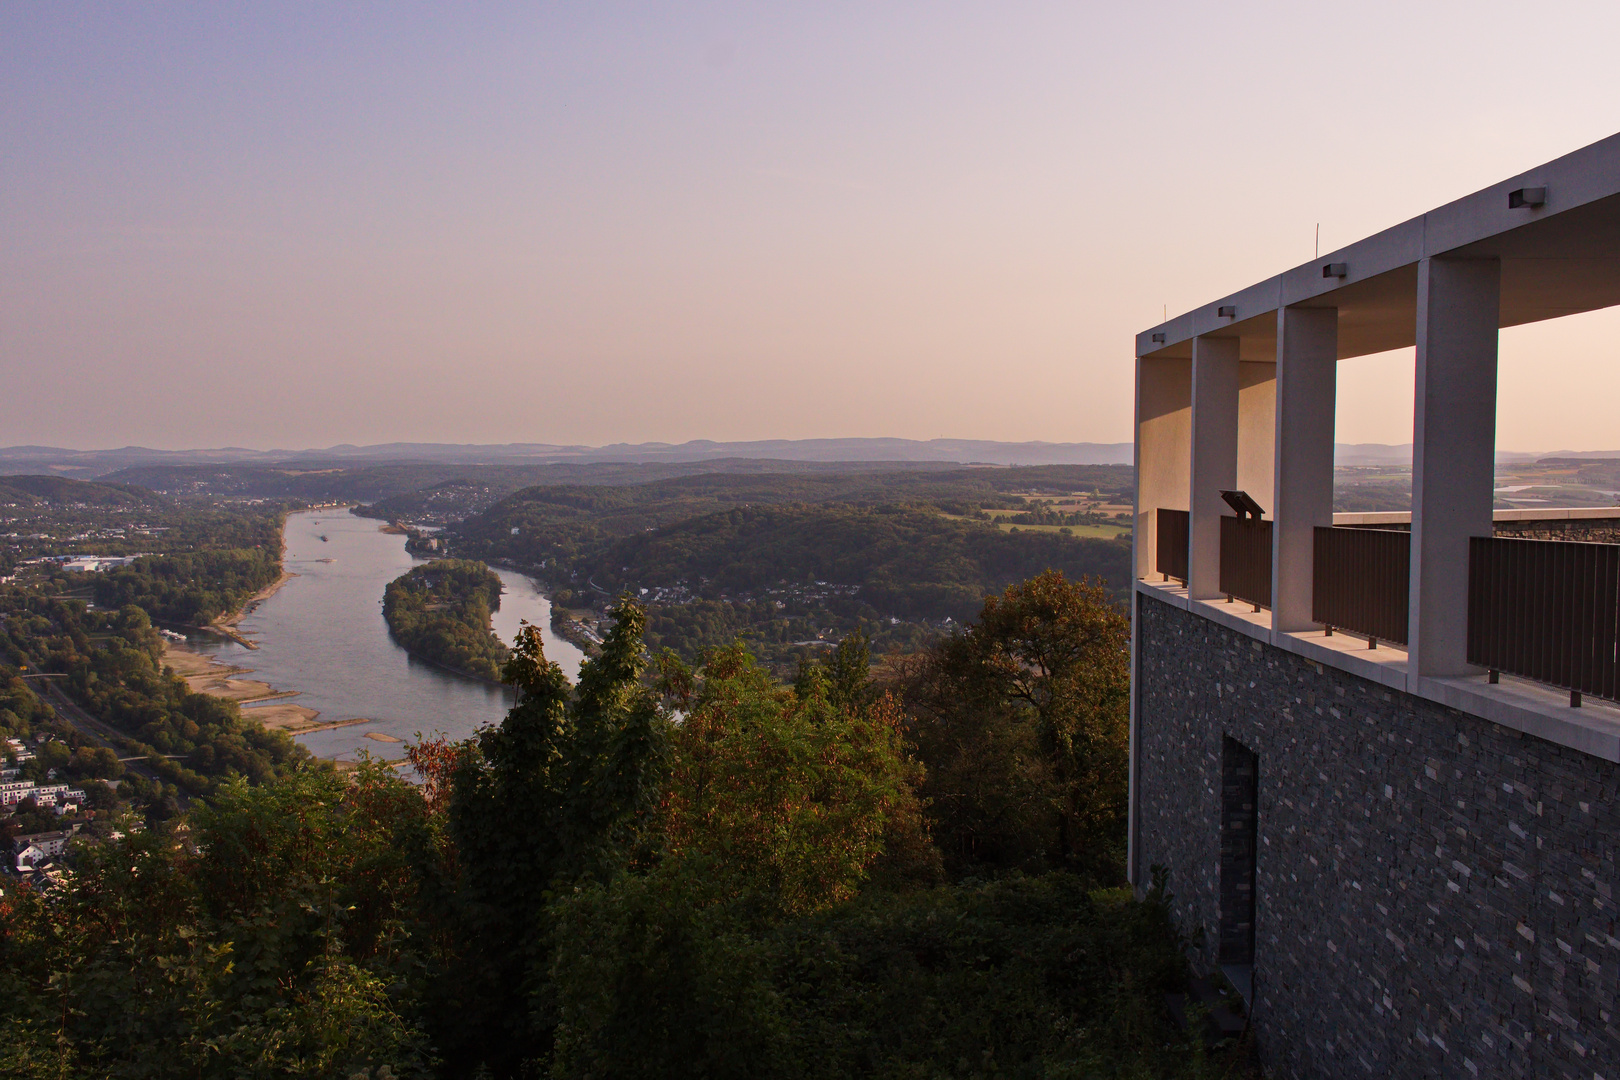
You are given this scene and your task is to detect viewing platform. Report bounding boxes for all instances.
[1129,132,1620,1078]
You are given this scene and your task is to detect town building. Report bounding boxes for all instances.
[12,827,78,871]
[1130,133,1620,1077]
[2,780,86,809]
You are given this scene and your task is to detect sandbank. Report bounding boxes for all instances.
[164,640,324,733]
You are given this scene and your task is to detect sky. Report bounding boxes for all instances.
[4,2,1620,453]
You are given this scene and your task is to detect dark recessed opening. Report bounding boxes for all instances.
[1219,737,1259,977]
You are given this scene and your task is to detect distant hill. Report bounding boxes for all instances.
[14,438,1610,480]
[0,474,163,508]
[0,438,1136,479]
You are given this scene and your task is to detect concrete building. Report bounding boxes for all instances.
[0,781,86,809]
[12,828,76,870]
[1131,134,1620,1077]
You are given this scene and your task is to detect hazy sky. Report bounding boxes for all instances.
[5,3,1620,452]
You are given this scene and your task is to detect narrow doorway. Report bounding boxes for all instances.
[1219,737,1258,1000]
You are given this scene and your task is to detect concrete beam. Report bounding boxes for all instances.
[1189,336,1240,600]
[1271,307,1337,632]
[1409,257,1500,677]
[1136,132,1620,359]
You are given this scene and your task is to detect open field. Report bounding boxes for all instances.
[934,506,1133,540]
[993,520,1130,538]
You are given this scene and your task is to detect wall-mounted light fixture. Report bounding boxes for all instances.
[1322,262,1347,279]
[1508,186,1546,209]
[1217,305,1236,318]
[1151,332,1166,344]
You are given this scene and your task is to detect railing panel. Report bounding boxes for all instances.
[1313,526,1410,645]
[1468,536,1620,701]
[1219,516,1272,608]
[1156,508,1189,583]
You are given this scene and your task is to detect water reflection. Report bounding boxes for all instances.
[189,509,586,764]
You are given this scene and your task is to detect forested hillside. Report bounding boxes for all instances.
[0,495,306,828]
[0,588,308,808]
[0,475,162,508]
[456,465,1133,551]
[444,467,1133,663]
[103,457,1063,523]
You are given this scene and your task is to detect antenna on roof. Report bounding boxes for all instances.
[1315,223,1320,259]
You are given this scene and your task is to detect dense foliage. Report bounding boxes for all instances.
[0,763,436,1077]
[93,547,283,625]
[548,870,1203,1080]
[2,582,1243,1078]
[382,559,510,681]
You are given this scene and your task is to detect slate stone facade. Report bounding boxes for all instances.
[1134,590,1620,1079]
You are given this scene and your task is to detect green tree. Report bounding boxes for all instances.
[434,599,666,1076]
[547,638,938,1078]
[659,641,934,915]
[905,570,1131,879]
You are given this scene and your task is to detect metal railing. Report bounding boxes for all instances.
[1218,515,1272,610]
[1313,526,1410,646]
[1468,536,1620,704]
[1156,508,1189,583]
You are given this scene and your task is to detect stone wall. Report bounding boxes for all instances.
[1134,591,1620,1079]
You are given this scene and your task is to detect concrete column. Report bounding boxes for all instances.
[1134,356,1192,579]
[1409,257,1500,677]
[1237,362,1277,516]
[1270,307,1337,632]
[1129,353,1191,889]
[1188,335,1240,599]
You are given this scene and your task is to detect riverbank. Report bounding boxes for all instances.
[549,606,603,656]
[168,512,585,764]
[201,569,297,647]
[164,643,326,732]
[481,559,602,659]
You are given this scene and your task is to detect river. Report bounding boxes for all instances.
[186,508,587,764]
